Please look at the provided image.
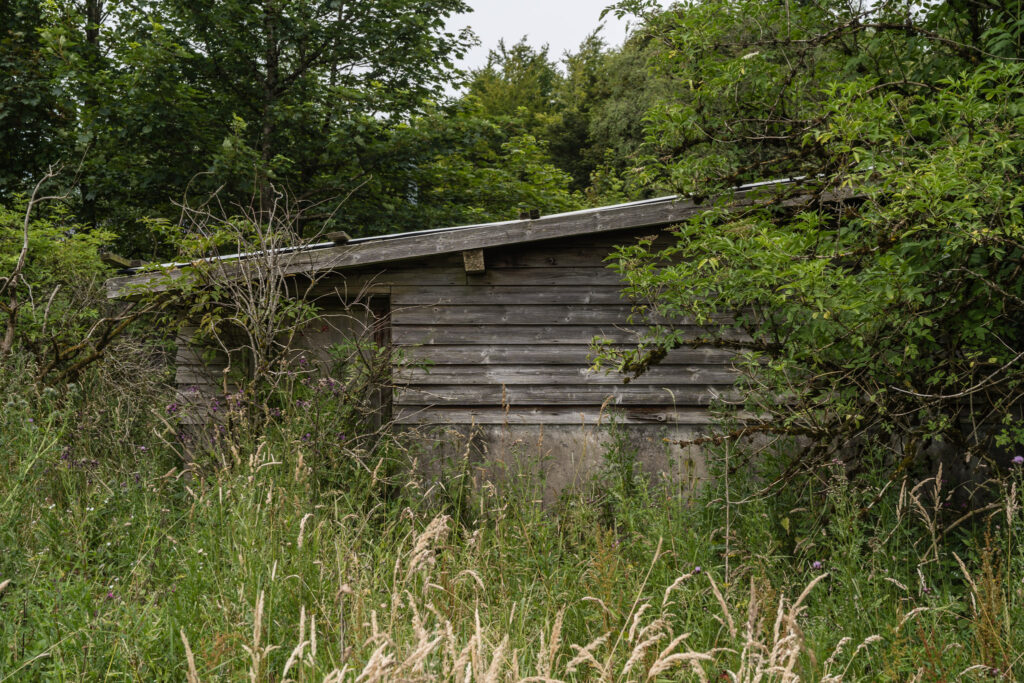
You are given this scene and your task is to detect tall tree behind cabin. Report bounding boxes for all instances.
[23,0,472,252]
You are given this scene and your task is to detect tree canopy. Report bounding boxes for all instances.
[1,3,667,255]
[596,0,1024,475]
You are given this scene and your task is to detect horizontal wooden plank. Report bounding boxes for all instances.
[110,184,843,297]
[397,344,738,365]
[305,267,628,289]
[394,384,739,406]
[391,362,737,385]
[482,246,627,269]
[308,267,463,287]
[174,352,228,367]
[393,324,751,346]
[396,364,738,385]
[392,304,730,326]
[304,281,393,302]
[175,371,232,386]
[394,406,730,425]
[173,378,221,389]
[391,285,631,306]
[459,267,624,286]
[481,237,681,269]
[395,304,637,326]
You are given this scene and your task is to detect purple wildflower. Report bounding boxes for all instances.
[812,561,823,570]
[1012,455,1024,466]
[27,418,34,423]
[693,566,702,575]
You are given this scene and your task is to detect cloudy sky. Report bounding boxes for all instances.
[447,1,659,72]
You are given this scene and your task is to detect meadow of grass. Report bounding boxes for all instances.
[1,351,1023,681]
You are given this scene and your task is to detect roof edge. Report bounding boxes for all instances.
[107,177,815,299]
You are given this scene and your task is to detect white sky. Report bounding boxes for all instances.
[448,1,655,72]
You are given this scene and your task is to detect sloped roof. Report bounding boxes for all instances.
[106,177,807,298]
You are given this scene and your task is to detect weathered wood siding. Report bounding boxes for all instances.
[174,228,738,428]
[173,304,388,426]
[173,325,229,425]
[309,228,739,428]
[169,226,730,498]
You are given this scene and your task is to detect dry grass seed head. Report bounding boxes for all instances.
[180,629,201,683]
[662,571,697,606]
[241,590,280,683]
[566,632,610,675]
[405,515,451,582]
[627,603,652,643]
[297,512,313,549]
[354,642,395,683]
[707,572,737,639]
[484,635,510,683]
[622,622,668,678]
[545,606,566,676]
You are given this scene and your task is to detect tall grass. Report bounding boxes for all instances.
[1,353,1022,680]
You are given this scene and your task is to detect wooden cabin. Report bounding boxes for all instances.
[107,184,798,497]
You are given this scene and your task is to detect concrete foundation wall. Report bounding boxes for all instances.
[404,422,709,505]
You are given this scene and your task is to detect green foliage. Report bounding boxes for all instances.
[0,0,66,197]
[0,0,667,249]
[334,102,583,235]
[467,38,562,126]
[0,200,116,354]
[570,29,675,198]
[610,0,1021,193]
[458,31,668,198]
[9,0,473,252]
[593,1,1024,474]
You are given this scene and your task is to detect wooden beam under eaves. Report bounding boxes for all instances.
[462,248,485,274]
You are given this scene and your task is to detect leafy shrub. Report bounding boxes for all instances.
[599,63,1024,478]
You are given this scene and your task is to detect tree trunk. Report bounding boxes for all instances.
[259,0,280,224]
[81,0,104,229]
[0,298,17,357]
